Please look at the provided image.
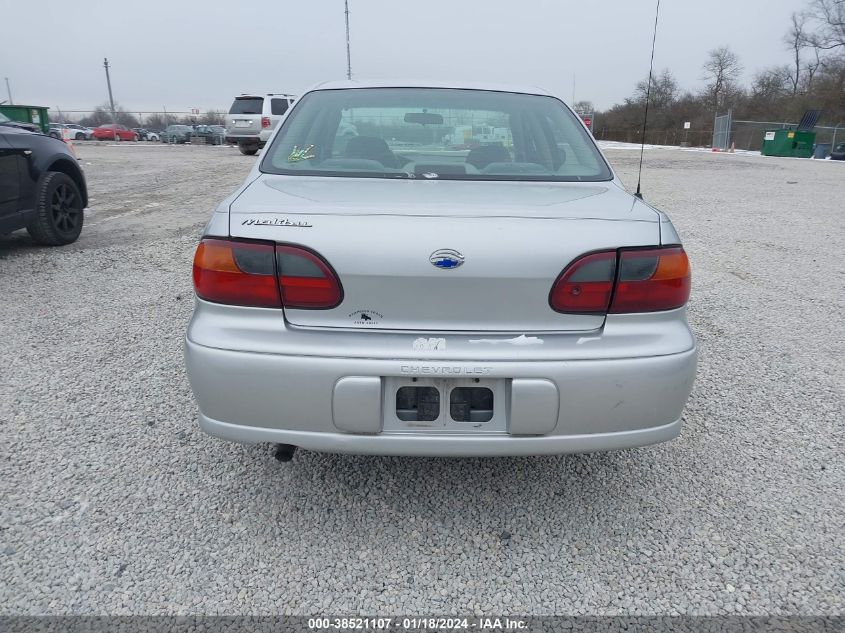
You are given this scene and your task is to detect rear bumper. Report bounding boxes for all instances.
[198,412,683,457]
[225,132,269,146]
[184,301,697,456]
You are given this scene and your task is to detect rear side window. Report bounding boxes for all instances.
[229,97,264,115]
[271,98,290,116]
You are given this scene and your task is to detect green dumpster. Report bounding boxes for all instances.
[0,105,50,133]
[761,129,815,158]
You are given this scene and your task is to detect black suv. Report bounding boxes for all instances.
[0,124,88,245]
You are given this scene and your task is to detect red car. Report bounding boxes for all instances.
[92,124,138,141]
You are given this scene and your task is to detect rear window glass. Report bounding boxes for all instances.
[271,99,289,115]
[229,98,263,115]
[260,88,611,182]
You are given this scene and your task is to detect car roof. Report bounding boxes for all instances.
[234,94,295,99]
[309,79,554,97]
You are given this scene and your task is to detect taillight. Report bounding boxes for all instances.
[193,240,343,310]
[261,116,270,128]
[550,246,690,314]
[610,247,690,313]
[193,239,280,308]
[276,245,342,309]
[549,251,616,313]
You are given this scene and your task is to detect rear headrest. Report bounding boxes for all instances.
[344,136,399,168]
[345,136,390,157]
[466,144,511,169]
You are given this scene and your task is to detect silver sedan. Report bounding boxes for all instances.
[184,81,697,457]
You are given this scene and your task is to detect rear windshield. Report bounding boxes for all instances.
[260,88,611,181]
[229,97,264,115]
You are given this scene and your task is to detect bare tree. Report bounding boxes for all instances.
[572,100,594,115]
[804,0,845,52]
[78,103,139,128]
[634,69,680,110]
[805,45,823,90]
[702,46,743,111]
[786,12,808,95]
[199,109,225,125]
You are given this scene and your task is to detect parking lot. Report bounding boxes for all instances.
[1,143,842,615]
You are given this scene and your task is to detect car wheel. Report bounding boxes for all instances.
[26,172,84,246]
[239,144,259,155]
[49,132,60,139]
[75,133,85,140]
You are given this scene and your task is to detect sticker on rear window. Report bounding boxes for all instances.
[288,144,316,162]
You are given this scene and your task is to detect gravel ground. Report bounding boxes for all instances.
[0,143,842,616]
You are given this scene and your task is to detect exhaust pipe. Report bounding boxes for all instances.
[273,444,297,462]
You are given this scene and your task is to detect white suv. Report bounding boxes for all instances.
[225,93,295,155]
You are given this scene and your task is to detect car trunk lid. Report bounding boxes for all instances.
[229,176,660,332]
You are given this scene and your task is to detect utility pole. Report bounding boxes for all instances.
[4,77,12,105]
[103,57,117,126]
[344,0,352,80]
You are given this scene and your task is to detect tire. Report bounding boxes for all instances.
[239,144,258,155]
[26,172,84,246]
[49,132,60,139]
[75,133,85,140]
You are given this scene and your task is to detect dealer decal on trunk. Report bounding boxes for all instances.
[349,309,383,325]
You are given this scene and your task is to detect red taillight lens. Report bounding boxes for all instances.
[193,239,281,308]
[276,245,342,309]
[193,240,342,310]
[549,251,616,313]
[550,246,691,314]
[261,116,270,128]
[610,247,690,313]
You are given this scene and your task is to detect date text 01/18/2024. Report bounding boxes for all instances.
[307,616,527,629]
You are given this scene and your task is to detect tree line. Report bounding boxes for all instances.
[60,105,226,130]
[591,0,845,146]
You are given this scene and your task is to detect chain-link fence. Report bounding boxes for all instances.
[712,111,732,151]
[593,127,714,147]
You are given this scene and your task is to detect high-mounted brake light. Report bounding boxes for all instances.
[192,239,343,310]
[193,239,281,308]
[261,116,271,128]
[550,246,690,314]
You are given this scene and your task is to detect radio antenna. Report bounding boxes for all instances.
[635,0,661,200]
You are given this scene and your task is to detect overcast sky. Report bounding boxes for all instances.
[1,0,806,115]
